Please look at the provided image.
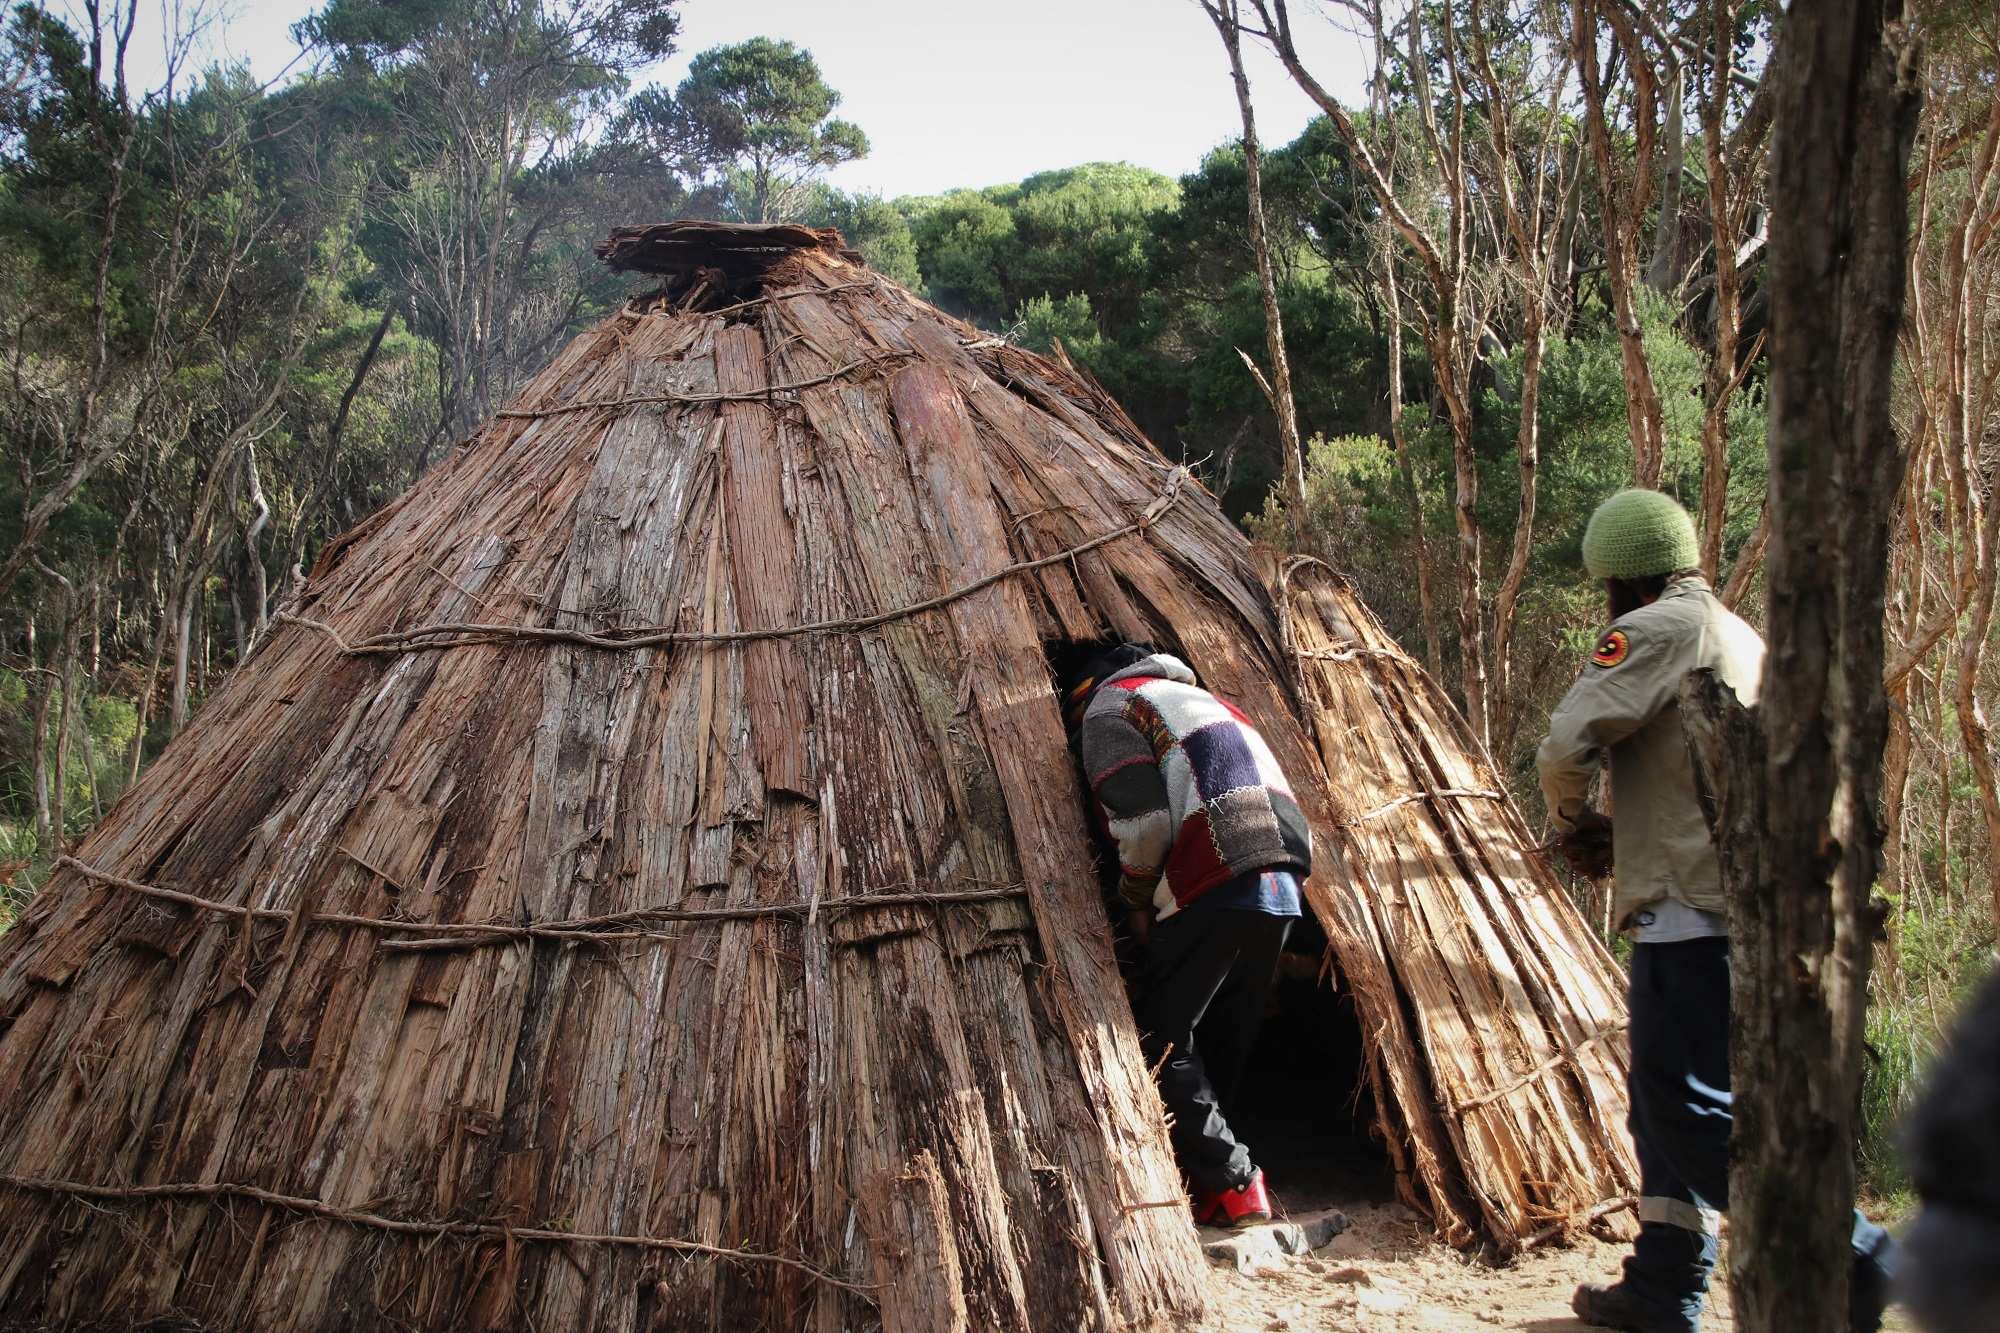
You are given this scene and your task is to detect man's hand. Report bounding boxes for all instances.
[1558,808,1615,879]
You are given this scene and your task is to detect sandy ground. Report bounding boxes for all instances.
[1192,1200,1916,1332]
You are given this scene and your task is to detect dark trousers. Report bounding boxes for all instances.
[1137,906,1291,1196]
[1626,937,1894,1326]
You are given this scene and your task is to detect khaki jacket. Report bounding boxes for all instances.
[1536,577,1765,929]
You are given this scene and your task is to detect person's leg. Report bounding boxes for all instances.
[1579,940,1730,1331]
[1651,938,1893,1333]
[1622,942,1722,1326]
[1138,911,1254,1197]
[1848,1209,1894,1333]
[1634,939,1731,1318]
[1194,911,1292,1112]
[1617,1106,1715,1324]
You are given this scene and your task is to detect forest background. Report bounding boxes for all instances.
[1,0,1994,1204]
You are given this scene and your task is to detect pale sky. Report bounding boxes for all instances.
[105,0,1370,199]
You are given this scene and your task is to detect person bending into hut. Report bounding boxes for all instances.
[1062,642,1313,1229]
[1536,489,1894,1333]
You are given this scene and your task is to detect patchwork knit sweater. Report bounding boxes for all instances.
[1079,654,1312,918]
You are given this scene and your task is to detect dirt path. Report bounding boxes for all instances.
[1194,1202,1678,1332]
[1194,1201,1916,1332]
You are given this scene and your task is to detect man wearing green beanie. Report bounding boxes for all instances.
[1537,489,1893,1333]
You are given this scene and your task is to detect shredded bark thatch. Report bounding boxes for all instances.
[0,223,1633,1332]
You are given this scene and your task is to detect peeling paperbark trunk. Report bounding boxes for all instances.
[1380,244,1443,673]
[1645,59,1685,297]
[1574,0,1669,488]
[1696,0,1768,580]
[1202,0,1307,516]
[1489,297,1543,754]
[1923,90,2000,929]
[1466,0,1568,753]
[1681,3,1920,1330]
[26,618,51,846]
[46,575,78,851]
[168,575,203,733]
[242,443,271,651]
[1881,679,1914,901]
[1720,502,1769,609]
[1882,92,2000,697]
[1421,5,1490,752]
[1366,5,1441,677]
[1954,488,2000,932]
[1441,361,1489,749]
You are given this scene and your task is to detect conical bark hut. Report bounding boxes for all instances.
[0,221,1634,1331]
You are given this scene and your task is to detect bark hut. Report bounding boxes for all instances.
[0,221,1633,1332]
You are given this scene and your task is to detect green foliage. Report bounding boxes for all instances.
[1013,292,1101,359]
[0,668,29,821]
[906,162,1178,330]
[1248,429,1441,659]
[302,0,678,79]
[85,694,137,756]
[795,186,920,287]
[1245,432,1399,548]
[1861,892,1996,1196]
[621,37,866,222]
[0,817,41,934]
[902,187,1016,319]
[1154,122,1374,295]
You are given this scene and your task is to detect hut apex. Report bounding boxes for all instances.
[0,221,1635,1332]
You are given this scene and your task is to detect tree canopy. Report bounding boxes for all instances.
[618,36,868,222]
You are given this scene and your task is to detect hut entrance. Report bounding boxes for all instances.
[1100,887,1392,1216]
[1228,911,1395,1212]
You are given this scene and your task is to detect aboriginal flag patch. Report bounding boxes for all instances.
[1591,629,1630,668]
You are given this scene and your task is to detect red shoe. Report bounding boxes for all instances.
[1195,1170,1273,1229]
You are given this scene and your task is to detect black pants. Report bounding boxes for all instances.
[1137,907,1292,1195]
[1625,937,1893,1325]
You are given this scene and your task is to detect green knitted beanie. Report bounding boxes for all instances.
[1581,489,1701,580]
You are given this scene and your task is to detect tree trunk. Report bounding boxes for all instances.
[1380,243,1442,673]
[170,588,195,733]
[1881,679,1913,901]
[88,580,102,684]
[48,583,78,850]
[1697,0,1752,579]
[128,616,167,786]
[1427,327,1489,749]
[1646,59,1685,296]
[242,443,271,650]
[1720,502,1769,609]
[1204,0,1307,516]
[1464,0,1567,755]
[26,611,51,848]
[1953,489,2000,933]
[287,304,398,584]
[1574,0,1668,487]
[1683,6,1920,1332]
[1490,297,1545,752]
